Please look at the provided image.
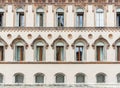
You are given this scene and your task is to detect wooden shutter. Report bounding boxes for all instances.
[0,46,3,61]
[56,46,61,61]
[97,46,100,61]
[117,46,120,61]
[20,46,24,61]
[39,46,43,61]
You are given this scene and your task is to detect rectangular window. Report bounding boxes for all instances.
[57,13,64,27]
[56,46,64,61]
[76,13,84,27]
[15,46,24,61]
[0,46,4,61]
[96,46,104,61]
[16,13,24,27]
[117,12,120,27]
[117,46,120,61]
[76,46,84,61]
[96,12,104,27]
[36,13,44,27]
[36,46,44,61]
[0,13,3,27]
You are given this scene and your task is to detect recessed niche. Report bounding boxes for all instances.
[68,34,72,39]
[88,34,93,39]
[28,34,32,39]
[48,34,52,39]
[7,34,12,39]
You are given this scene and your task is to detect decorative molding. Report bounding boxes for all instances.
[112,37,120,49]
[71,35,89,49]
[51,35,69,49]
[92,35,110,49]
[31,35,49,49]
[10,35,28,49]
[0,36,8,49]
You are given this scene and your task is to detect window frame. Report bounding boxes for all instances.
[96,73,106,83]
[55,73,65,84]
[14,73,24,84]
[34,73,45,84]
[75,73,86,83]
[0,73,3,83]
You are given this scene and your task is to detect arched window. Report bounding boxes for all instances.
[76,73,85,83]
[96,8,104,27]
[31,35,48,61]
[35,73,44,83]
[0,8,4,27]
[51,36,69,61]
[72,35,89,61]
[76,8,84,27]
[56,8,64,27]
[116,8,120,27]
[96,73,106,83]
[36,8,44,27]
[14,73,24,83]
[11,35,28,61]
[92,35,110,61]
[0,73,3,83]
[16,8,24,27]
[55,73,65,83]
[117,73,120,83]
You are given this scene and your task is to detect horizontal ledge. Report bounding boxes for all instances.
[0,61,119,64]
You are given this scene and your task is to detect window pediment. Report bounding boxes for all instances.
[51,35,69,49]
[92,35,110,49]
[10,35,28,49]
[31,35,49,49]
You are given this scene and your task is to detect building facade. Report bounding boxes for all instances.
[0,0,119,87]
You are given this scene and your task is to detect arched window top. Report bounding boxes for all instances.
[16,8,24,12]
[16,41,24,46]
[36,7,44,12]
[92,35,110,49]
[72,35,89,49]
[96,72,106,77]
[0,8,4,12]
[76,8,84,12]
[113,37,120,48]
[51,35,69,49]
[31,35,49,49]
[116,8,120,12]
[96,8,104,13]
[56,8,64,12]
[55,73,65,76]
[76,73,86,76]
[10,35,28,49]
[34,73,45,76]
[14,73,24,76]
[96,42,104,46]
[56,42,64,46]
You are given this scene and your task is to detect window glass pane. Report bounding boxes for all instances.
[15,74,23,83]
[117,46,120,61]
[0,13,3,26]
[56,46,64,61]
[117,74,120,83]
[19,13,24,27]
[97,74,105,83]
[0,75,3,83]
[96,11,104,27]
[96,46,104,61]
[56,74,64,83]
[57,13,64,27]
[76,46,84,61]
[36,46,43,61]
[15,46,24,61]
[35,74,44,83]
[76,74,85,83]
[0,46,3,61]
[76,13,84,27]
[36,13,44,27]
[117,13,120,26]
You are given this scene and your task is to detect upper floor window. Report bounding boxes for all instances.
[96,73,106,83]
[76,73,85,83]
[117,73,120,83]
[56,8,64,27]
[35,73,44,83]
[72,35,89,61]
[76,8,84,27]
[51,36,69,61]
[96,8,104,27]
[92,35,110,61]
[116,8,120,27]
[16,8,24,27]
[14,73,24,83]
[15,42,24,61]
[36,8,44,27]
[0,8,4,27]
[55,73,65,83]
[31,35,48,61]
[0,42,4,61]
[0,73,3,83]
[96,42,105,61]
